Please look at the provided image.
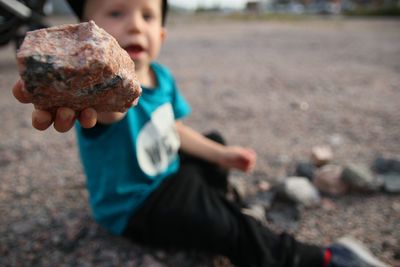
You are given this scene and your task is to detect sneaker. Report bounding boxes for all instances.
[327,237,390,267]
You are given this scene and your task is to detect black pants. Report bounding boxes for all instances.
[123,132,324,267]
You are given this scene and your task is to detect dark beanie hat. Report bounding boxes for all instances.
[66,0,86,19]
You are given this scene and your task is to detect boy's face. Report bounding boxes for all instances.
[84,0,166,71]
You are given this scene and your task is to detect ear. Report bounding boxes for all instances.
[160,27,167,43]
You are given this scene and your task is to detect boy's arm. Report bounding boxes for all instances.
[13,80,132,132]
[175,121,257,172]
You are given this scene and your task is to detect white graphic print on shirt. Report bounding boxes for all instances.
[136,103,180,176]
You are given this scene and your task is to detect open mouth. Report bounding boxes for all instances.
[124,44,145,58]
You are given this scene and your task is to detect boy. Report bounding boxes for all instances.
[12,0,388,266]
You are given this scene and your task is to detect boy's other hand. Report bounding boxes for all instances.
[13,79,98,132]
[220,146,257,173]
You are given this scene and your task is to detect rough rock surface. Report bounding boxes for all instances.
[16,21,141,112]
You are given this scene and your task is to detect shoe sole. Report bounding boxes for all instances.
[337,237,390,267]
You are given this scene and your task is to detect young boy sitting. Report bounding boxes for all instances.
[12,0,389,266]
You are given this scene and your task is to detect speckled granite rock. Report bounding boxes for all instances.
[16,21,141,112]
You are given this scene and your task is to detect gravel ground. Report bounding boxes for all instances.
[0,15,399,267]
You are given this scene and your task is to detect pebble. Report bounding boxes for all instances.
[295,161,315,180]
[266,201,300,232]
[311,145,333,167]
[313,164,349,196]
[11,220,35,235]
[373,156,400,174]
[228,175,251,200]
[282,177,320,207]
[342,163,384,192]
[381,173,400,193]
[329,134,344,147]
[0,150,18,167]
[241,204,266,224]
[249,190,276,210]
[257,180,271,192]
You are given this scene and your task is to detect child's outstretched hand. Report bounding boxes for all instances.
[219,146,257,173]
[12,79,135,132]
[13,80,97,132]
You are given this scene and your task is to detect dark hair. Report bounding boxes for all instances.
[67,0,168,26]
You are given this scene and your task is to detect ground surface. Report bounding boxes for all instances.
[0,15,399,267]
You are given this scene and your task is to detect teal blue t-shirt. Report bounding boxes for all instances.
[76,62,191,235]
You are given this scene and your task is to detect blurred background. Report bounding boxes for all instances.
[1,0,399,266]
[11,0,400,16]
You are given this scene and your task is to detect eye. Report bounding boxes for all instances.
[143,12,154,21]
[108,10,124,18]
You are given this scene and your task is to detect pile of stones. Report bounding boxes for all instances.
[232,146,400,230]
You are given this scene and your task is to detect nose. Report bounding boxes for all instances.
[128,12,143,34]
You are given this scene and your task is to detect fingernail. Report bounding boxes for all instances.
[59,111,74,121]
[35,115,51,124]
[82,109,94,120]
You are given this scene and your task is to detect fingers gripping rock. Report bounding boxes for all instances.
[16,21,141,112]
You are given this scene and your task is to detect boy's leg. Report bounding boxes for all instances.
[179,131,245,207]
[122,162,324,267]
[179,131,229,195]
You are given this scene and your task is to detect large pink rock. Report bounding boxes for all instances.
[16,21,141,112]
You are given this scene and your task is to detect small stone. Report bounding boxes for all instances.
[283,177,320,207]
[311,145,333,167]
[290,101,309,111]
[299,101,309,111]
[381,173,400,193]
[295,162,315,180]
[16,21,141,112]
[11,221,35,235]
[257,180,271,192]
[392,202,400,212]
[228,176,250,200]
[266,201,300,232]
[341,163,383,192]
[313,164,349,196]
[329,134,344,147]
[241,204,266,224]
[142,254,165,267]
[249,190,276,210]
[0,150,18,167]
[372,156,400,174]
